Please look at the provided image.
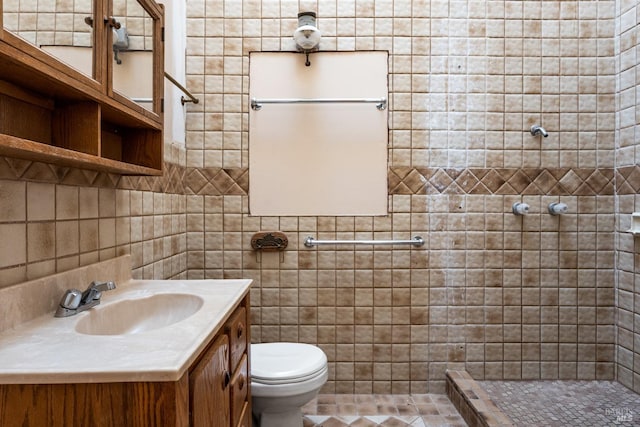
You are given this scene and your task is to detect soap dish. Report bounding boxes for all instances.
[250,231,288,263]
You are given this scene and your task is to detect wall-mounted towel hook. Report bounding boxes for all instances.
[530,125,548,137]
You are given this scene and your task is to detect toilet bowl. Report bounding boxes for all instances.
[251,342,328,427]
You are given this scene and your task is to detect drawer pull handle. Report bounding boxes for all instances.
[237,323,244,339]
[222,371,231,389]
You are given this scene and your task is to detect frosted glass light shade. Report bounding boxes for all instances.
[293,25,321,50]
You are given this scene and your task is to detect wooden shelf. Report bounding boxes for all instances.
[0,134,162,175]
[0,79,163,174]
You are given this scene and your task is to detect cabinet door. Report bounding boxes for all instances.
[109,0,164,115]
[190,334,230,427]
[236,402,251,427]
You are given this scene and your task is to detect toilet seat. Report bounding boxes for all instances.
[251,342,327,383]
[251,365,328,397]
[251,343,329,397]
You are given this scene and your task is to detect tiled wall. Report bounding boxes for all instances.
[614,1,640,394]
[183,0,619,393]
[0,144,188,288]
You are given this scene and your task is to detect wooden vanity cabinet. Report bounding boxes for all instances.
[0,294,251,427]
[0,0,164,175]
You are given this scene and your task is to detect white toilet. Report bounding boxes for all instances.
[251,342,328,427]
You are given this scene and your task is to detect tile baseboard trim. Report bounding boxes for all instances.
[446,370,514,427]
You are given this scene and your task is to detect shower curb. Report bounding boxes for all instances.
[445,370,514,427]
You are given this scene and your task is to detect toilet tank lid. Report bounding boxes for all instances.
[251,342,327,381]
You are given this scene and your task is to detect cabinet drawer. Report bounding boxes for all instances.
[230,354,249,427]
[225,306,247,370]
[236,401,251,427]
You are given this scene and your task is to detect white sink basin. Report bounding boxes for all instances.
[75,293,204,336]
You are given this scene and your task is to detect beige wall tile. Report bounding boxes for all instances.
[27,222,55,262]
[0,181,25,222]
[27,182,55,221]
[0,224,26,269]
[56,185,79,220]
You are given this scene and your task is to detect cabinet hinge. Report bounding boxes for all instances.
[161,27,165,42]
[161,98,165,113]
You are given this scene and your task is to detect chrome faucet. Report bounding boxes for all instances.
[54,281,116,318]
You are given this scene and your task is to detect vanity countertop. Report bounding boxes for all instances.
[0,278,252,384]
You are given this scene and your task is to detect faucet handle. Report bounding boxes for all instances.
[59,289,82,310]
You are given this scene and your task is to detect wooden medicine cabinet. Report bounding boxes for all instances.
[0,0,164,175]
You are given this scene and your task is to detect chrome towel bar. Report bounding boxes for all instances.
[304,236,424,248]
[251,97,387,111]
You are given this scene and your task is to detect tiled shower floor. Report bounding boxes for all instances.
[479,380,639,426]
[302,394,467,427]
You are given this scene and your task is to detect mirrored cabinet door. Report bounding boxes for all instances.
[2,0,96,80]
[111,0,155,112]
